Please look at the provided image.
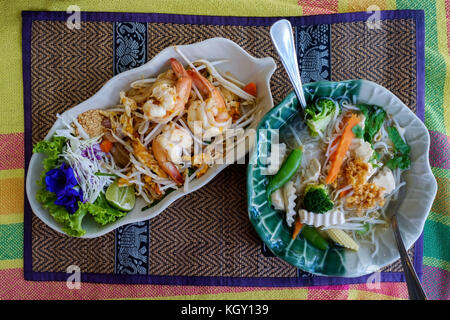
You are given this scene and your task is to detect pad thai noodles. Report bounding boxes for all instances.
[33,47,258,237]
[266,97,411,256]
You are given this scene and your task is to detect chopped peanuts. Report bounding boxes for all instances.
[341,158,370,186]
[338,158,385,214]
[346,183,385,215]
[77,109,106,138]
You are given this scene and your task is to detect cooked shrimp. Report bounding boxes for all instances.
[143,58,192,123]
[131,138,168,179]
[152,123,192,184]
[186,69,232,141]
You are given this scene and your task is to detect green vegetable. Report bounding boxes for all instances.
[105,180,136,212]
[266,148,303,206]
[386,126,411,170]
[95,172,119,177]
[369,151,381,168]
[33,136,67,184]
[33,135,128,236]
[36,188,87,237]
[33,136,86,236]
[301,226,330,251]
[357,104,386,144]
[387,155,410,170]
[356,223,370,235]
[387,126,410,154]
[303,184,334,214]
[81,192,127,226]
[305,98,339,137]
[352,124,364,139]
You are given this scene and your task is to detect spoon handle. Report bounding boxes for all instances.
[392,215,428,300]
[270,19,307,109]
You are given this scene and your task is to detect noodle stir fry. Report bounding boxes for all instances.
[96,49,258,204]
[33,47,259,236]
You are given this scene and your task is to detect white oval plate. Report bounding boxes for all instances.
[26,38,277,238]
[247,80,437,277]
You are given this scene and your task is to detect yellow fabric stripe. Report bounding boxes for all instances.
[0,0,303,134]
[347,0,388,11]
[0,2,24,134]
[435,0,450,135]
[0,258,22,270]
[0,169,24,180]
[338,0,348,12]
[347,289,404,300]
[427,211,449,226]
[423,256,450,272]
[386,0,396,10]
[119,288,309,300]
[0,213,23,225]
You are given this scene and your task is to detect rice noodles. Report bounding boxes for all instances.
[272,98,410,254]
[63,51,258,209]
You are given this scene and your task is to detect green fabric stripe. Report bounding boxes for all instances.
[396,0,447,134]
[423,256,450,272]
[423,220,450,262]
[0,223,23,260]
[432,167,450,180]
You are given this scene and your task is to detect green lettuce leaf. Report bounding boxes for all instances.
[387,126,410,154]
[80,193,127,226]
[33,136,88,236]
[36,187,87,237]
[386,154,411,170]
[357,104,386,144]
[386,126,411,170]
[62,206,88,237]
[352,124,364,139]
[33,136,67,182]
[33,135,126,236]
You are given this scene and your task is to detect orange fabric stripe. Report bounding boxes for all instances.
[0,177,24,215]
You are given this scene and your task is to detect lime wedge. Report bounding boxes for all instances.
[105,181,135,212]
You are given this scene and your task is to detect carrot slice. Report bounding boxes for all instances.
[292,219,304,240]
[243,82,257,96]
[325,113,360,184]
[100,139,113,153]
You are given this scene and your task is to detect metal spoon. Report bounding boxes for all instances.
[270,19,307,109]
[388,185,428,300]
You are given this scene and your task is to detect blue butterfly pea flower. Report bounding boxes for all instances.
[45,163,83,214]
[45,163,78,195]
[54,188,83,214]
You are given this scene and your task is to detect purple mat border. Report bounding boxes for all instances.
[22,9,425,286]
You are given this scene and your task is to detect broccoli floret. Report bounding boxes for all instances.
[303,184,334,213]
[304,98,338,137]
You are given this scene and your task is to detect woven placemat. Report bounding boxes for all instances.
[23,10,425,285]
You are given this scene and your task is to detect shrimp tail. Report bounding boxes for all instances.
[187,69,213,94]
[152,138,184,185]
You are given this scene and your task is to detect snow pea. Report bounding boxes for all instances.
[301,226,330,251]
[266,147,303,206]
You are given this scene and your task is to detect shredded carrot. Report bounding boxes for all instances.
[100,139,113,153]
[325,113,360,185]
[243,82,257,96]
[292,219,304,240]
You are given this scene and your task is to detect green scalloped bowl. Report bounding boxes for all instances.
[247,80,437,277]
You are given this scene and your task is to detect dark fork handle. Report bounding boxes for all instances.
[392,215,428,300]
